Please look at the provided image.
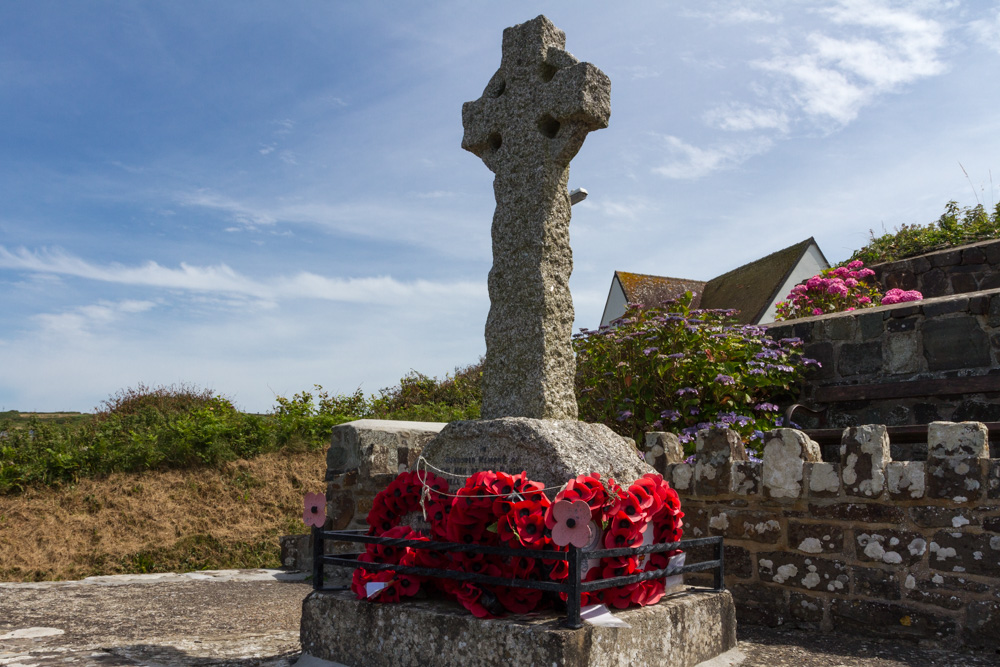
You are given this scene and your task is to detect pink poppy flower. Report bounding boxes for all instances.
[550,500,593,547]
[303,492,326,528]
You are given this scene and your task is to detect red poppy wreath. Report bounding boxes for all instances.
[351,468,684,618]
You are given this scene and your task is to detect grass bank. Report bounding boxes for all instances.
[0,449,326,582]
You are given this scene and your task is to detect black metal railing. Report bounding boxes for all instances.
[311,528,725,628]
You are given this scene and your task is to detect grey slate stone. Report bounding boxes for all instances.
[922,317,990,371]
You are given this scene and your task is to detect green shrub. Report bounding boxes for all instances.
[574,293,815,451]
[848,201,1000,266]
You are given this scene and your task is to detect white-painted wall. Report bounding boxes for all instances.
[599,275,627,327]
[758,243,828,324]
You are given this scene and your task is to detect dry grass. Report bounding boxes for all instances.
[0,450,327,582]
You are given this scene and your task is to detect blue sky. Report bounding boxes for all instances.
[2,1,999,413]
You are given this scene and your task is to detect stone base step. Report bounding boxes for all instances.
[300,588,737,667]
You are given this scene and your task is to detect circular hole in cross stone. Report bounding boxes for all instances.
[537,114,560,139]
[489,78,506,98]
[539,62,558,82]
[488,132,502,151]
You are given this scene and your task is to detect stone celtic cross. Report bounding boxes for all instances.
[462,15,610,420]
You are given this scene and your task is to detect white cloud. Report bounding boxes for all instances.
[704,104,790,132]
[969,9,1000,54]
[33,299,157,338]
[0,246,483,306]
[652,134,773,179]
[617,65,661,80]
[581,197,654,221]
[755,0,947,125]
[178,190,277,228]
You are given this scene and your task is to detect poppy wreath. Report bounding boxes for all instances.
[353,469,684,618]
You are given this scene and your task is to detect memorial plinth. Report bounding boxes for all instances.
[300,589,738,667]
[417,417,652,487]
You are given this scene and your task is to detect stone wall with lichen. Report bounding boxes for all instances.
[643,424,1000,647]
[766,289,1000,427]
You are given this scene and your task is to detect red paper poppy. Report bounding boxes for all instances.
[496,585,543,614]
[602,581,640,609]
[604,511,644,549]
[455,583,492,618]
[512,500,548,546]
[607,489,646,524]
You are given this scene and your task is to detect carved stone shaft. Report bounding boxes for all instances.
[462,15,610,420]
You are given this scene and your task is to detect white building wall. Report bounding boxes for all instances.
[599,275,627,327]
[758,244,828,324]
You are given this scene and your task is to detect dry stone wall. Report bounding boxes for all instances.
[646,423,1000,647]
[874,239,1000,298]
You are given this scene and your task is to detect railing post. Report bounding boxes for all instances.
[713,537,725,591]
[563,545,583,629]
[312,526,324,590]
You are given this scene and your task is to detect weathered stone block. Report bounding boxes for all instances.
[990,293,1000,327]
[903,572,990,610]
[821,316,857,341]
[807,502,906,524]
[418,418,652,487]
[805,461,840,497]
[884,332,923,374]
[300,589,738,667]
[730,460,761,495]
[831,599,956,640]
[852,566,901,600]
[671,462,694,492]
[889,304,920,318]
[962,247,987,265]
[951,272,979,293]
[643,431,684,473]
[929,530,1000,577]
[928,421,989,459]
[931,249,962,267]
[727,584,788,627]
[681,502,710,539]
[762,429,821,499]
[884,268,917,291]
[694,428,746,495]
[855,530,926,566]
[989,460,1000,499]
[953,399,1000,423]
[787,521,844,555]
[920,268,950,298]
[985,241,1000,265]
[922,297,969,317]
[963,601,1000,649]
[838,342,882,376]
[788,592,825,625]
[684,543,753,580]
[858,312,883,340]
[969,293,989,314]
[887,461,925,499]
[926,457,985,502]
[922,318,991,371]
[840,425,890,498]
[328,420,446,477]
[885,316,918,333]
[757,552,848,593]
[707,509,782,544]
[909,506,979,529]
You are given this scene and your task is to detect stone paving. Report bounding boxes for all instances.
[2,571,998,666]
